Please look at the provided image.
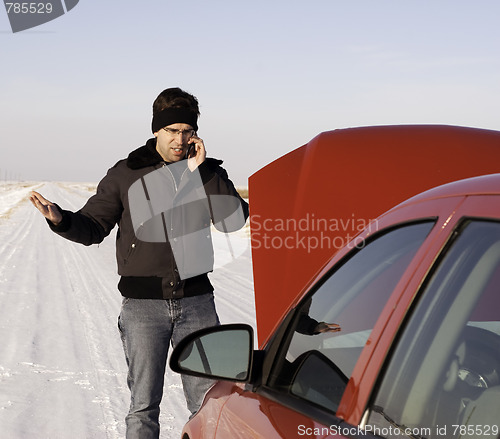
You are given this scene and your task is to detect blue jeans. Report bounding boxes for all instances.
[118,293,220,439]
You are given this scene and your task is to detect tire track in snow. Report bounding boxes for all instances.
[0,181,256,438]
[0,183,126,438]
[0,193,98,436]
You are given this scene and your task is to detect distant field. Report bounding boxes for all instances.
[237,187,248,199]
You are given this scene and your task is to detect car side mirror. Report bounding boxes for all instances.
[169,324,254,382]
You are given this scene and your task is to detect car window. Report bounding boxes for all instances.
[366,220,500,439]
[267,221,435,414]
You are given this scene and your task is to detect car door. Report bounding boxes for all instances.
[363,195,500,439]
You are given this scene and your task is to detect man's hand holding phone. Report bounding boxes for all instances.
[186,134,206,171]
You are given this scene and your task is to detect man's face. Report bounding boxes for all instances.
[154,123,195,163]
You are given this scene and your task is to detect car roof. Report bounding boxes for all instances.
[249,125,500,345]
[397,173,500,206]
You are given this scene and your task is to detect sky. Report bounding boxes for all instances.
[1,0,500,186]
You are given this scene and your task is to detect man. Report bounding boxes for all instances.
[30,87,249,439]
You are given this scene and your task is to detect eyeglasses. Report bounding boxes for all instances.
[163,127,195,138]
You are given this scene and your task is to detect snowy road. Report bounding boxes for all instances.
[0,182,255,439]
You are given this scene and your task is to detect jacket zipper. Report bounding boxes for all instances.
[161,162,189,291]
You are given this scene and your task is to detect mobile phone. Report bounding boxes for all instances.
[186,143,195,159]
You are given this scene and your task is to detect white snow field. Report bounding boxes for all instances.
[0,181,256,439]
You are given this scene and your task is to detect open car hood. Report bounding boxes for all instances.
[249,125,500,345]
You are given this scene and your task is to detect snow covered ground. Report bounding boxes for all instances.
[0,181,256,439]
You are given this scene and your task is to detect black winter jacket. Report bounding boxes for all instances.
[50,138,249,299]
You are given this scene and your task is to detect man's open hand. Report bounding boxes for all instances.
[29,191,63,225]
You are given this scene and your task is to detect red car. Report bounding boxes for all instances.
[171,125,500,439]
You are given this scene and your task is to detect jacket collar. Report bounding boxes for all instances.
[127,138,163,170]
